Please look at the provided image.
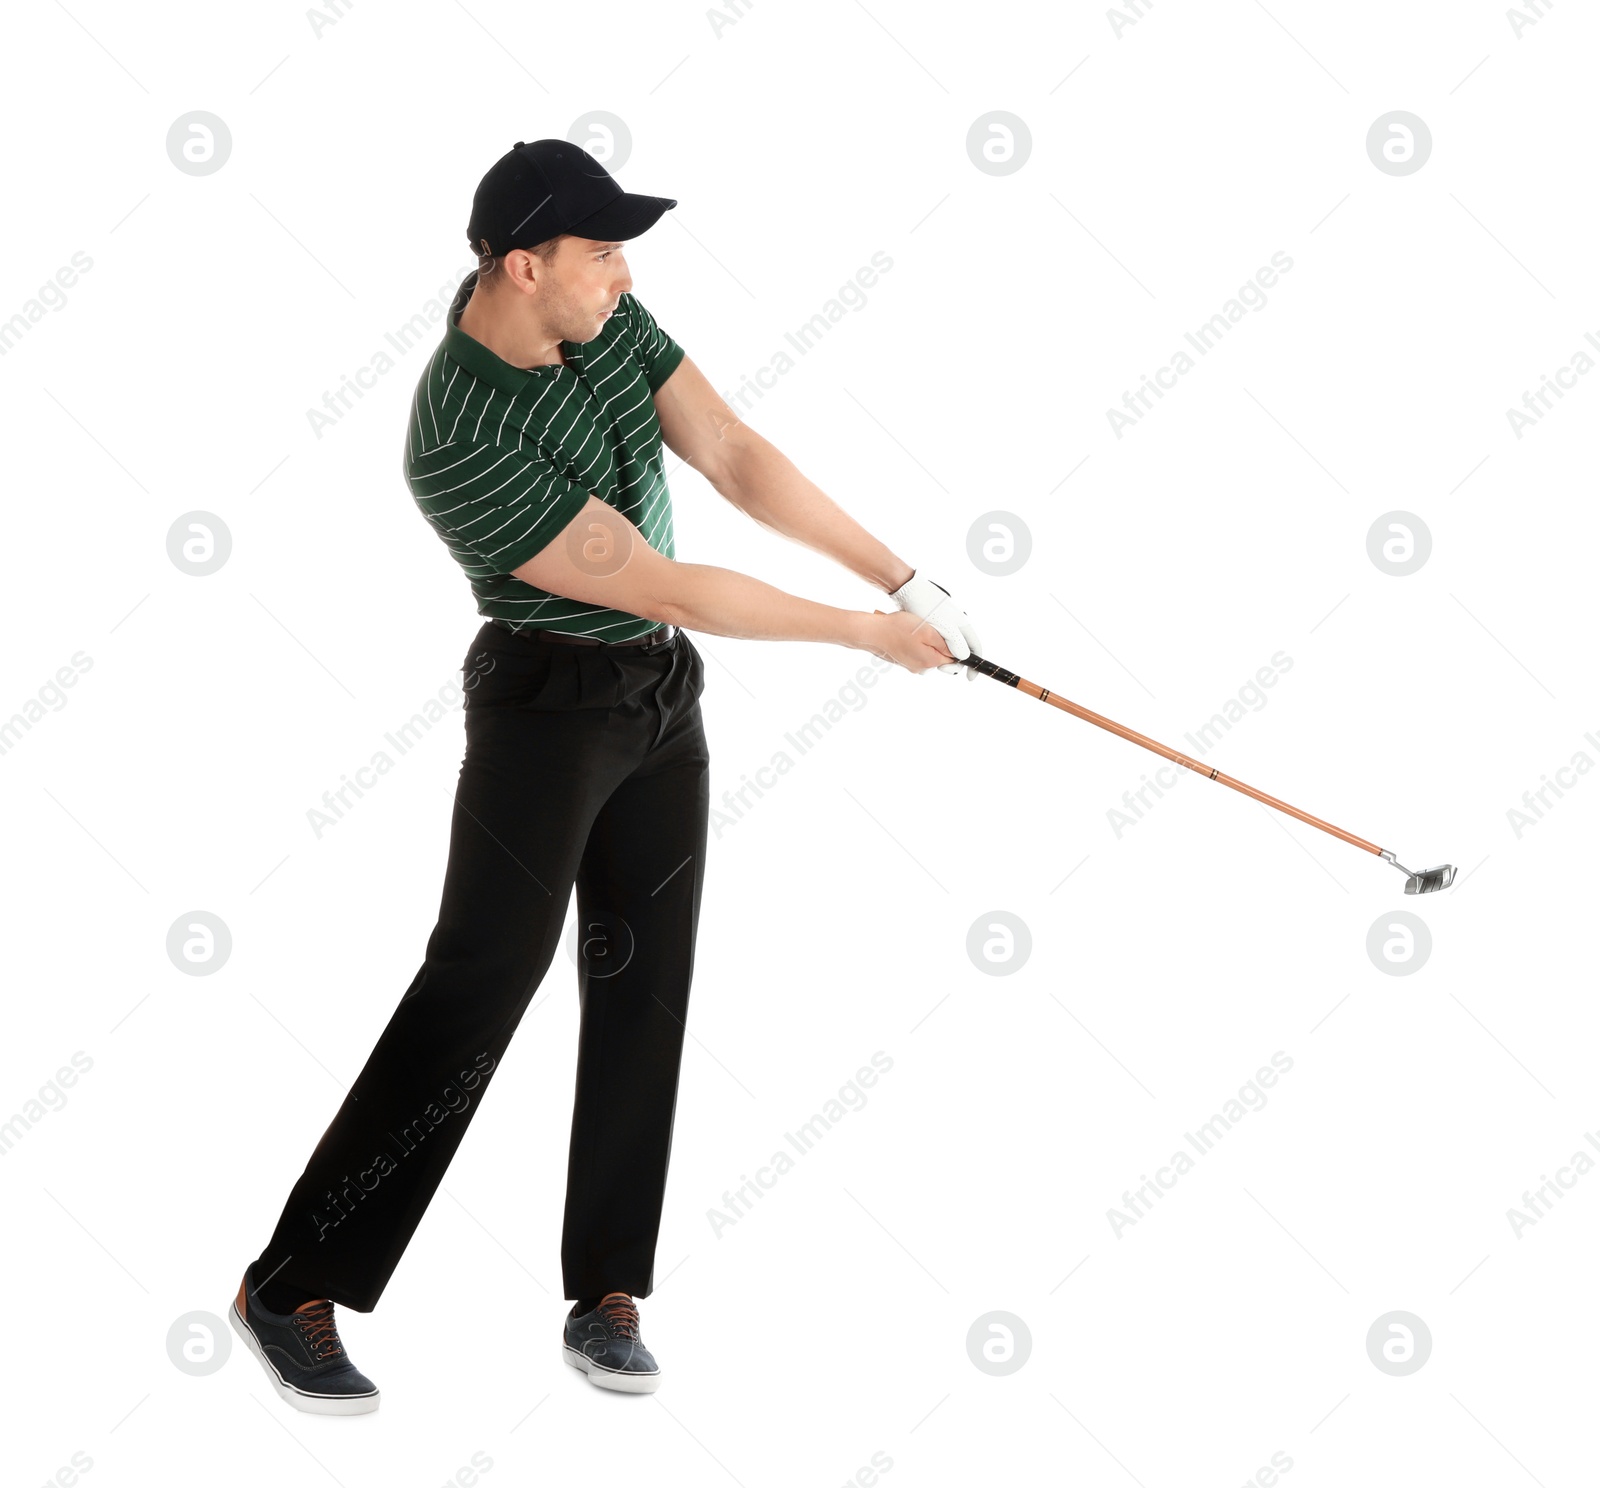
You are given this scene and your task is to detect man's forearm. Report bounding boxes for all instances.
[720,430,915,593]
[658,560,873,651]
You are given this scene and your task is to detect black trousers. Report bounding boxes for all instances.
[252,620,710,1311]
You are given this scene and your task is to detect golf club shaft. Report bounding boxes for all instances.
[964,654,1383,857]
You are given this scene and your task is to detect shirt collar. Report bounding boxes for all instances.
[441,270,584,396]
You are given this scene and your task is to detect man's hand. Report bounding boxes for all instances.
[887,573,983,681]
[864,610,958,674]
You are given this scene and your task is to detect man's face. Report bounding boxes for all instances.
[544,235,633,343]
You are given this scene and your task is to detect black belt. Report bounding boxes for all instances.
[508,623,676,649]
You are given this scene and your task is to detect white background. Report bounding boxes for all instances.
[1,1,1596,1485]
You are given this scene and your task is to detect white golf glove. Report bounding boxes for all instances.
[888,572,983,681]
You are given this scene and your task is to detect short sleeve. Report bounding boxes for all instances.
[406,440,590,575]
[619,293,686,393]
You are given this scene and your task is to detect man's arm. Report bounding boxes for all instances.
[509,495,952,671]
[652,356,916,594]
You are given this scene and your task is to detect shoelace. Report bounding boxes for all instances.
[595,1294,641,1341]
[291,1299,346,1361]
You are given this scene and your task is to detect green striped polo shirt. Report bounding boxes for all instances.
[403,271,687,639]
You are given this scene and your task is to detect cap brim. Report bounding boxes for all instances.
[566,192,677,243]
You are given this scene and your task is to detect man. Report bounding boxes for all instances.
[232,138,983,1410]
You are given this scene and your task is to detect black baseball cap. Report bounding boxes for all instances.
[466,138,677,257]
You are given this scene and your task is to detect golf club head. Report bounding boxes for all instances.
[1404,864,1456,894]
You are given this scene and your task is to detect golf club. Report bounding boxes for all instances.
[962,653,1455,895]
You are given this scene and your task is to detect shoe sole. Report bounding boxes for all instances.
[562,1343,661,1393]
[230,1301,381,1416]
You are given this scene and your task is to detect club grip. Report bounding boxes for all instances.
[964,654,1021,687]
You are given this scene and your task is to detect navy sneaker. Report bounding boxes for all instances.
[562,1292,662,1393]
[230,1265,380,1415]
